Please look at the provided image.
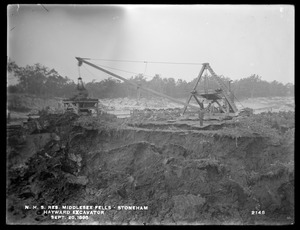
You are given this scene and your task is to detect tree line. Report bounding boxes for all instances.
[7,61,294,100]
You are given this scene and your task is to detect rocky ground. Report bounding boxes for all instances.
[6,108,294,225]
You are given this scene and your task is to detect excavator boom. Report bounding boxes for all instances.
[75,57,199,111]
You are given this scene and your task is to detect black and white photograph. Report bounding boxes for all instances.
[6,4,294,225]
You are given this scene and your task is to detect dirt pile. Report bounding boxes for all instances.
[129,108,182,122]
[101,97,184,111]
[6,111,294,225]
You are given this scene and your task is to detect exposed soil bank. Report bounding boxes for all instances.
[7,113,294,225]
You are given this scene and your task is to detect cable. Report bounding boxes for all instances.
[81,63,150,83]
[82,65,103,81]
[94,63,153,79]
[78,65,81,78]
[86,58,142,63]
[87,58,202,66]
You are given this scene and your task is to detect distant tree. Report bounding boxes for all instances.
[149,74,164,93]
[7,60,75,98]
[7,59,293,100]
[269,80,286,97]
[285,83,294,96]
[175,79,189,98]
[249,74,261,98]
[7,60,19,73]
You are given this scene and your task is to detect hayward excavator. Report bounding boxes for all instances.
[68,57,240,120]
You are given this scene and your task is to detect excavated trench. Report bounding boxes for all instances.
[6,113,294,225]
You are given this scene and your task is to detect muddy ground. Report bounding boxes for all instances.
[6,107,294,225]
[7,94,294,120]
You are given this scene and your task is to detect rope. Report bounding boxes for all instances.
[78,65,81,78]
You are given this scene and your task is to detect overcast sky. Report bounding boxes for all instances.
[7,4,294,85]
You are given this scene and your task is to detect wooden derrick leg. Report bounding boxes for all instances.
[193,95,204,109]
[214,100,227,113]
[183,94,193,114]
